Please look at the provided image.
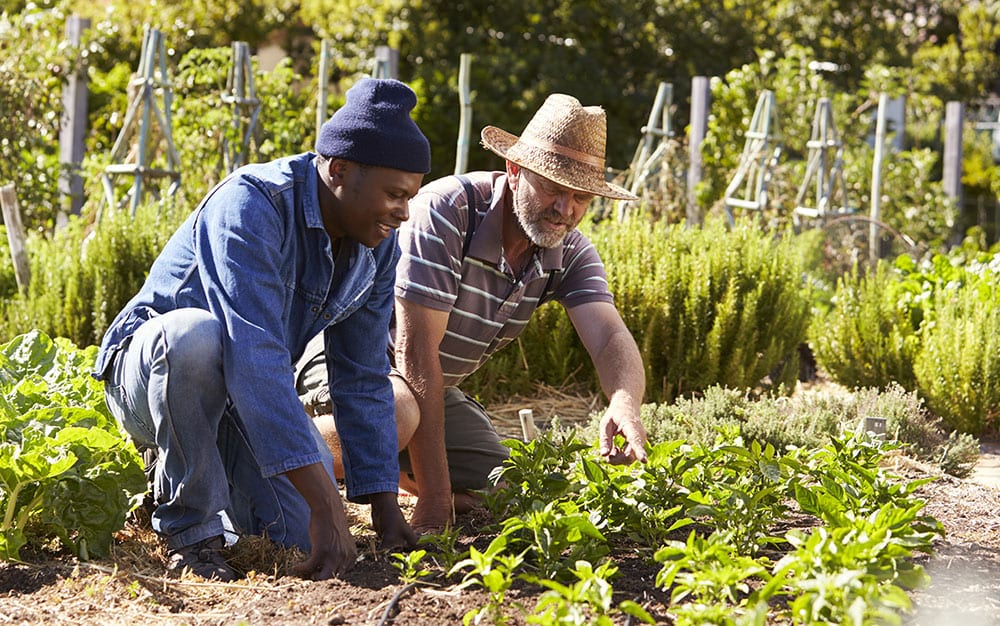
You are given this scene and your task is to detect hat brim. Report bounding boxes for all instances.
[481,126,639,201]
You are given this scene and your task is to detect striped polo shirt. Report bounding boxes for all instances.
[393,171,614,388]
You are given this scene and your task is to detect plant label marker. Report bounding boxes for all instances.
[518,409,536,441]
[864,416,887,438]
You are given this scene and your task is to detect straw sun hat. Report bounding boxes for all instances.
[481,94,638,201]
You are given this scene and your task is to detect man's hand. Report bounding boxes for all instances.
[409,491,455,535]
[598,409,648,465]
[285,463,358,579]
[566,301,647,465]
[369,492,418,551]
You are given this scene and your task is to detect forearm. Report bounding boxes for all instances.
[593,327,645,413]
[402,362,452,501]
[285,462,342,512]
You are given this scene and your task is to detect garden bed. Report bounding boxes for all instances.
[2,385,999,625]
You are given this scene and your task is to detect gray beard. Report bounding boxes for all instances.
[514,208,567,249]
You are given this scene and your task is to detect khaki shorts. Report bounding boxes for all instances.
[398,385,510,492]
[297,352,509,491]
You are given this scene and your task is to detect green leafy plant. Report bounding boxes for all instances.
[680,434,791,555]
[449,534,527,626]
[484,431,590,518]
[654,530,770,626]
[498,499,608,582]
[391,548,433,584]
[0,330,146,560]
[417,523,467,573]
[526,560,655,626]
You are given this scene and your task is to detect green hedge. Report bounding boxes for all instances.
[0,199,184,348]
[466,216,814,405]
[811,250,1000,434]
[808,262,920,390]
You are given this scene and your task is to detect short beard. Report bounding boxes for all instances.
[513,195,569,248]
[517,214,567,248]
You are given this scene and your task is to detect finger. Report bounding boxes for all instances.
[291,555,321,578]
[626,441,648,463]
[598,421,618,455]
[314,561,337,581]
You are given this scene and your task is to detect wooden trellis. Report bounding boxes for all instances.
[723,90,782,226]
[100,27,181,216]
[793,97,853,226]
[616,82,678,220]
[222,42,262,173]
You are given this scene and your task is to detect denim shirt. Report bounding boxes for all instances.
[93,152,399,502]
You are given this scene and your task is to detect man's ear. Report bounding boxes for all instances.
[505,160,520,189]
[327,158,348,180]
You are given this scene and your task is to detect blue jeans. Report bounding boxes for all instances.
[103,308,333,551]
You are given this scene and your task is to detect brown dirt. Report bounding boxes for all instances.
[2,392,999,625]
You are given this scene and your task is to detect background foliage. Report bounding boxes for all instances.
[0,0,998,436]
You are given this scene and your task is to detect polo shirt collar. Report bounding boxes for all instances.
[466,173,565,273]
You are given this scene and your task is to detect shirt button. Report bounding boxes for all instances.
[311,306,319,313]
[323,313,331,320]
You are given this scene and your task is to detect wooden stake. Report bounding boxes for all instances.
[518,408,536,441]
[0,184,31,293]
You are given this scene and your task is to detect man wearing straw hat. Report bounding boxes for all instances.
[298,93,648,532]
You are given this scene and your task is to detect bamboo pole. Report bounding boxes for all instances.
[454,53,473,175]
[870,93,888,261]
[316,39,331,140]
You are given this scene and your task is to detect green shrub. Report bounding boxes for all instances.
[584,382,976,478]
[0,199,184,347]
[809,261,920,390]
[600,216,812,404]
[0,227,19,301]
[466,216,813,405]
[594,385,845,453]
[914,280,1000,434]
[850,384,979,478]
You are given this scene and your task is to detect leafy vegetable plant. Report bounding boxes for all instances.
[0,331,146,560]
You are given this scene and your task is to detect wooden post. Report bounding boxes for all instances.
[686,76,710,227]
[59,15,90,220]
[943,101,965,237]
[518,408,536,441]
[870,93,888,260]
[373,46,398,80]
[316,39,331,140]
[454,53,473,175]
[0,184,31,293]
[886,96,906,151]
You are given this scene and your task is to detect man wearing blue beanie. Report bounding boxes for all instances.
[93,77,430,581]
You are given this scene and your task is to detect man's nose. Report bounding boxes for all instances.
[553,193,574,217]
[393,200,410,223]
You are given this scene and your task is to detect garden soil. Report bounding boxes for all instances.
[1,393,999,625]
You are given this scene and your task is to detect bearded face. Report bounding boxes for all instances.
[512,168,594,248]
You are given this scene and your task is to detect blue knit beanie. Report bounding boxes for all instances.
[315,78,431,174]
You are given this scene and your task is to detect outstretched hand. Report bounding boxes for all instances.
[408,491,455,535]
[285,463,359,580]
[598,409,648,465]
